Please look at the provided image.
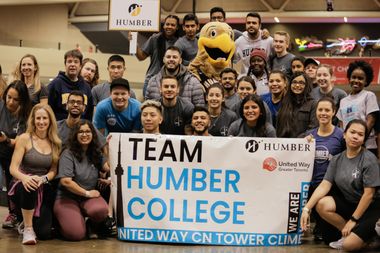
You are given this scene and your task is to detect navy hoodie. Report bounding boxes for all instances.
[48,71,94,121]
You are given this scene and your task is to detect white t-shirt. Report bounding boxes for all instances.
[337,89,379,149]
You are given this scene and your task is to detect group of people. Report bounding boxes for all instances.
[0,6,379,252]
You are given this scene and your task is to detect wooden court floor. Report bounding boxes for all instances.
[0,206,379,253]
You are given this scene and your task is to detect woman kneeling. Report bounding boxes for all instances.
[54,121,108,241]
[301,119,380,251]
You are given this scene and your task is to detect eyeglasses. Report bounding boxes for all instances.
[211,16,224,21]
[78,130,92,135]
[68,100,84,106]
[291,81,306,86]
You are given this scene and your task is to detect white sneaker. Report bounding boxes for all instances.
[329,237,345,250]
[22,227,36,245]
[375,219,380,236]
[17,221,24,235]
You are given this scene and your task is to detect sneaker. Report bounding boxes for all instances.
[17,221,24,235]
[313,225,324,242]
[101,216,116,237]
[375,219,380,236]
[2,213,18,229]
[329,237,345,250]
[22,227,37,245]
[86,220,98,239]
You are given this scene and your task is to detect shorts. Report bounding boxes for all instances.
[332,189,380,242]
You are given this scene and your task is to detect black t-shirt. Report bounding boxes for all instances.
[160,97,194,135]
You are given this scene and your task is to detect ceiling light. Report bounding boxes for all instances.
[344,17,348,22]
[274,17,280,23]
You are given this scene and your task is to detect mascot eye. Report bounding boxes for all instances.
[210,29,217,38]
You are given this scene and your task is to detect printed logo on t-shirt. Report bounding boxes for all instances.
[343,105,359,125]
[220,126,229,136]
[107,115,117,126]
[315,145,331,164]
[174,117,183,127]
[352,167,361,179]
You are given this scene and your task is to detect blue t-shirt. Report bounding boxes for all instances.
[261,92,281,126]
[307,126,345,186]
[93,97,142,134]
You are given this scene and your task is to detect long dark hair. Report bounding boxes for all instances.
[239,94,268,137]
[3,80,32,122]
[68,120,102,170]
[276,72,312,137]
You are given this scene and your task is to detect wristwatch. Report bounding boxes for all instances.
[350,215,359,222]
[42,175,49,184]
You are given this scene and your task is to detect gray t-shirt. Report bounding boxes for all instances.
[57,119,107,149]
[271,53,295,79]
[324,149,380,204]
[91,82,136,106]
[141,33,177,80]
[56,149,102,200]
[310,87,347,107]
[28,85,48,106]
[174,36,198,66]
[224,93,241,110]
[209,108,238,136]
[0,100,26,160]
[228,119,276,137]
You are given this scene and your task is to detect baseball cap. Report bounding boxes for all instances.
[110,78,130,91]
[304,58,320,67]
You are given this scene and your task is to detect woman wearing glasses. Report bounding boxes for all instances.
[54,121,108,241]
[276,72,318,137]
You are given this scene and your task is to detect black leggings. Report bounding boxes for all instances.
[1,159,12,213]
[12,183,54,240]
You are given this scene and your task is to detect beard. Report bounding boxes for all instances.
[165,64,179,74]
[69,111,82,118]
[163,95,175,101]
[223,85,234,92]
[193,126,207,135]
[248,29,258,38]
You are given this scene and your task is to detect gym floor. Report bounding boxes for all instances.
[1,206,380,253]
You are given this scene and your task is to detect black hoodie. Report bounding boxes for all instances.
[48,71,93,121]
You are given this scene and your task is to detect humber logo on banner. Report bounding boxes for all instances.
[128,4,142,16]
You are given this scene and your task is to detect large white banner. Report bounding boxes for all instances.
[108,0,160,31]
[109,134,315,246]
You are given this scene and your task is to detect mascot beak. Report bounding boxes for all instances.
[198,33,236,68]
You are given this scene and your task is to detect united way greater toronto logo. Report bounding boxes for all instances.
[263,157,277,171]
[128,4,142,16]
